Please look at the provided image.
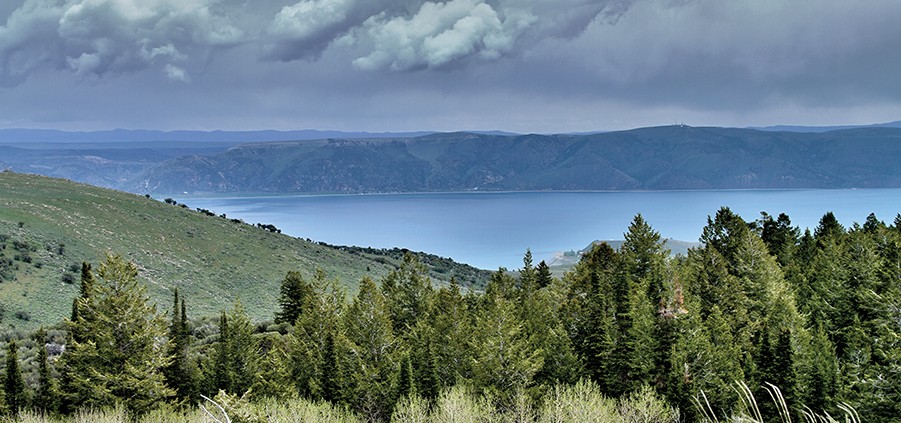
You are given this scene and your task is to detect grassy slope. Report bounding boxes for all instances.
[0,172,488,329]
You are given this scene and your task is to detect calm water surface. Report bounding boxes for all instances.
[171,190,901,270]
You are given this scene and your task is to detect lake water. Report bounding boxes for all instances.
[170,190,901,270]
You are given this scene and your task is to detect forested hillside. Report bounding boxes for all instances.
[132,126,901,193]
[0,204,896,422]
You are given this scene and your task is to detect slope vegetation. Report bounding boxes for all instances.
[0,172,489,328]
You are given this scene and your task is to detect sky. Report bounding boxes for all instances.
[1,0,901,133]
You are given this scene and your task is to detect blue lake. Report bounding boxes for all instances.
[171,190,901,270]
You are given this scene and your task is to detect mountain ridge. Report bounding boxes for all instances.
[131,125,901,194]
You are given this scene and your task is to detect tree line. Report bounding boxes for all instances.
[0,208,898,422]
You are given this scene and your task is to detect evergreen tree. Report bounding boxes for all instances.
[225,300,259,396]
[210,311,232,393]
[796,324,838,415]
[275,271,312,325]
[428,280,473,389]
[344,277,398,421]
[471,274,543,404]
[519,249,538,299]
[249,333,294,400]
[753,325,797,421]
[320,330,343,404]
[535,260,553,289]
[814,211,844,245]
[69,261,95,342]
[289,269,345,399]
[559,242,618,385]
[396,353,416,401]
[381,253,433,336]
[3,340,26,416]
[164,289,197,404]
[411,334,440,400]
[758,211,800,266]
[862,212,883,233]
[59,253,173,415]
[699,207,753,270]
[33,329,58,414]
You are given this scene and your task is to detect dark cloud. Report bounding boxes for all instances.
[1,0,901,131]
[0,0,244,85]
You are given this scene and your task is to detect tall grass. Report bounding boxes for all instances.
[6,380,678,423]
[694,381,860,423]
[10,380,858,423]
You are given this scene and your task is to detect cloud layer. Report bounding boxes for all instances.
[0,0,245,84]
[1,0,901,132]
[1,0,629,83]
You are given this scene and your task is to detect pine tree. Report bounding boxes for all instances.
[59,253,173,415]
[516,253,581,392]
[412,334,440,400]
[814,211,844,245]
[396,353,416,401]
[471,276,543,405]
[69,261,95,342]
[320,330,341,403]
[249,333,294,400]
[275,271,312,325]
[700,207,753,270]
[33,328,58,414]
[3,340,26,416]
[535,260,553,289]
[225,300,259,396]
[381,253,433,336]
[210,311,232,393]
[164,289,197,404]
[344,277,398,421]
[428,280,472,389]
[559,242,617,385]
[519,249,537,299]
[289,269,345,399]
[758,212,800,266]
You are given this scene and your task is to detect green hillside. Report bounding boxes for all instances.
[0,171,490,329]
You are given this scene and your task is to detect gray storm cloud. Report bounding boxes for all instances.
[2,0,901,130]
[0,0,243,85]
[267,0,626,70]
[0,0,630,84]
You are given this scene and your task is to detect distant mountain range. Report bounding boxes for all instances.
[751,120,901,133]
[0,128,434,143]
[3,125,901,194]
